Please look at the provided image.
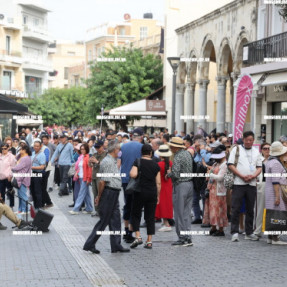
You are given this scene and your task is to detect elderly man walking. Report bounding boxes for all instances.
[167,137,194,246]
[83,140,130,254]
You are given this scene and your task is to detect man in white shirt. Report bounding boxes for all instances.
[228,131,262,242]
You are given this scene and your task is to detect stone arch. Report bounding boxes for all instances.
[233,31,249,74]
[217,37,234,76]
[199,34,216,79]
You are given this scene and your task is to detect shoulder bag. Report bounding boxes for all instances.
[223,145,239,190]
[125,158,141,194]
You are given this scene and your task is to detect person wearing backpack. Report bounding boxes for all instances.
[51,134,74,196]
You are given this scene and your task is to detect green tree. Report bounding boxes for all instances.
[277,4,287,21]
[20,87,88,127]
[86,46,163,129]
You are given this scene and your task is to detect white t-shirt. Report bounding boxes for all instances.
[228,145,262,186]
[78,158,84,178]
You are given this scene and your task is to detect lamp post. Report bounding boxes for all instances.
[167,57,180,135]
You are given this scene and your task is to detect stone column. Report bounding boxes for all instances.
[175,83,185,133]
[216,76,229,133]
[197,79,210,131]
[185,82,196,133]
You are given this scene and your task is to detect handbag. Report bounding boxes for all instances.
[68,163,76,177]
[11,177,19,189]
[125,158,141,194]
[223,145,239,190]
[262,208,287,232]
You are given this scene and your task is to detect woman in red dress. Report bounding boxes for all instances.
[155,145,173,232]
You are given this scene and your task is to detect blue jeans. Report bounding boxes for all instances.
[18,184,28,212]
[192,188,206,220]
[73,179,93,212]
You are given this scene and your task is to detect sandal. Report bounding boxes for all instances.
[144,241,152,249]
[130,237,143,248]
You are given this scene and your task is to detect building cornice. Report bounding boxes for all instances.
[175,0,252,34]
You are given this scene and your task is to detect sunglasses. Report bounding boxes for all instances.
[262,147,270,150]
[225,146,231,148]
[2,148,8,150]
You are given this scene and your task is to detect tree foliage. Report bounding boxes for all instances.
[20,87,88,126]
[277,4,287,22]
[86,46,163,124]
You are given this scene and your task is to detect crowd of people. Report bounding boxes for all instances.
[0,125,287,252]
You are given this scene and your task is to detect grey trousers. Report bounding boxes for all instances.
[173,181,194,241]
[83,188,122,251]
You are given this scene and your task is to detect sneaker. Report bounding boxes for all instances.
[183,239,193,247]
[158,226,172,232]
[239,228,245,234]
[82,210,92,214]
[231,233,239,242]
[91,211,99,217]
[245,234,259,241]
[272,239,287,245]
[171,240,185,246]
[18,220,29,229]
[69,210,79,215]
[0,222,7,230]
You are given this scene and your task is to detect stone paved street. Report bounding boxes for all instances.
[1,187,287,287]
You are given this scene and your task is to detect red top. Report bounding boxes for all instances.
[155,160,173,219]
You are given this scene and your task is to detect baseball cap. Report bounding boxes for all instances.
[132,128,144,136]
[94,140,104,148]
[60,133,68,138]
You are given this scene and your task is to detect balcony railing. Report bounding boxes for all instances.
[0,49,22,64]
[243,31,287,65]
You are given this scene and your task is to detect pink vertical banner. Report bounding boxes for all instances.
[233,74,253,143]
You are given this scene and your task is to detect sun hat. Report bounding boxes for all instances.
[168,137,185,148]
[209,141,221,148]
[270,141,287,157]
[210,151,226,159]
[155,145,173,157]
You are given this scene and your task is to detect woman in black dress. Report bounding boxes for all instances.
[129,144,161,249]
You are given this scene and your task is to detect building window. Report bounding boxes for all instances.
[258,7,266,40]
[25,76,42,96]
[23,15,28,25]
[6,36,11,55]
[33,18,40,26]
[74,76,79,87]
[2,71,12,90]
[140,27,148,40]
[272,5,282,35]
[119,27,125,35]
[88,50,92,61]
[64,67,69,80]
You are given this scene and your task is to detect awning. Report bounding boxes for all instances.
[109,99,166,116]
[16,119,43,126]
[261,72,287,86]
[251,73,264,90]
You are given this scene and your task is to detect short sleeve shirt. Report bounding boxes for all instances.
[133,158,160,190]
[228,145,262,186]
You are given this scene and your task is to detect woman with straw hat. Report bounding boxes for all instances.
[155,145,173,232]
[265,141,287,245]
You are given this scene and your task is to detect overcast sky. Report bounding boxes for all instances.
[44,0,165,42]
